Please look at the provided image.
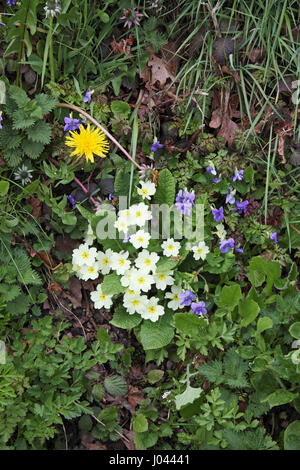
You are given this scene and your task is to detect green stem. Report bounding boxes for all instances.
[49,16,55,82]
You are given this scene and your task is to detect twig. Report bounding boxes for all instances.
[54,295,87,342]
[56,102,142,170]
[91,413,130,443]
[290,223,300,235]
[204,1,222,38]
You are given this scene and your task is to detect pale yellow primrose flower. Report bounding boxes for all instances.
[90,284,113,310]
[137,180,156,200]
[165,285,184,311]
[161,238,180,257]
[130,229,151,249]
[191,241,209,261]
[140,297,165,322]
[72,243,98,267]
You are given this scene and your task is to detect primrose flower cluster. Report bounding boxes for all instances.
[71,180,212,322]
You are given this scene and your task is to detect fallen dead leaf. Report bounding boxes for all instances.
[148,52,175,87]
[26,196,42,220]
[127,386,144,412]
[122,429,136,451]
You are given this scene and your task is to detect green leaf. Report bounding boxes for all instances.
[140,315,174,350]
[97,326,111,344]
[78,415,93,432]
[101,273,127,295]
[104,375,128,396]
[110,306,142,329]
[265,389,297,408]
[247,256,281,295]
[114,168,131,197]
[256,317,273,335]
[0,181,9,196]
[155,257,178,274]
[153,169,175,206]
[216,284,242,311]
[239,298,260,327]
[197,360,223,384]
[175,384,202,410]
[147,369,164,383]
[289,322,300,340]
[134,430,158,450]
[111,100,131,118]
[133,414,148,433]
[174,312,202,336]
[284,421,300,450]
[26,120,52,144]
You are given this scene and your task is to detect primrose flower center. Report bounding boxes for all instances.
[119,259,125,266]
[173,294,179,301]
[81,252,89,259]
[148,306,156,314]
[88,267,95,273]
[99,294,106,301]
[132,299,140,306]
[138,277,145,284]
[144,259,151,266]
[158,274,166,280]
[168,244,174,251]
[103,258,108,265]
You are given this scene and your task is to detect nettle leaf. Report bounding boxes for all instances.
[26,120,52,144]
[23,139,45,159]
[0,284,21,301]
[197,360,223,384]
[8,85,30,108]
[101,273,127,295]
[215,284,242,311]
[153,169,175,206]
[284,420,300,450]
[110,305,142,329]
[34,94,58,115]
[175,384,202,410]
[104,375,128,396]
[238,298,260,327]
[223,348,249,388]
[140,313,174,350]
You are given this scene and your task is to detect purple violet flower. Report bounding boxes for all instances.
[235,247,244,253]
[232,200,249,215]
[219,238,235,253]
[0,116,2,130]
[191,301,207,317]
[123,235,131,243]
[211,206,224,222]
[175,189,195,216]
[179,290,196,307]
[270,232,278,244]
[225,186,236,204]
[206,166,217,176]
[213,177,222,183]
[67,195,76,209]
[64,117,80,132]
[0,22,5,28]
[7,0,16,6]
[108,193,115,201]
[151,141,164,152]
[232,169,244,182]
[83,89,92,104]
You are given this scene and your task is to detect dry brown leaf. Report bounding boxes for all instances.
[122,429,136,451]
[148,52,175,87]
[26,197,42,220]
[127,386,144,412]
[217,116,239,147]
[209,108,222,128]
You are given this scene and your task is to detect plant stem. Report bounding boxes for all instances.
[56,102,142,170]
[49,16,55,82]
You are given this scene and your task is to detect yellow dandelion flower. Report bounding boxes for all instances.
[65,123,109,163]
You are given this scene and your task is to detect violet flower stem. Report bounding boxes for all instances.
[56,102,142,170]
[49,157,98,208]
